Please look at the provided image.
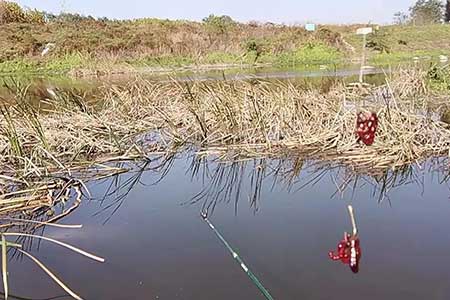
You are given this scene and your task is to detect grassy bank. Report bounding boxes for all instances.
[1,3,449,75]
[0,8,348,75]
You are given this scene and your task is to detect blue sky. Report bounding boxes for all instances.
[15,0,414,24]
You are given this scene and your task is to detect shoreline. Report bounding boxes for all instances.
[0,51,448,79]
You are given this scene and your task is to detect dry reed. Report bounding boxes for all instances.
[0,67,449,215]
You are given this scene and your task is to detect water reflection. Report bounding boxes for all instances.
[7,153,450,300]
[0,65,388,106]
[93,153,449,219]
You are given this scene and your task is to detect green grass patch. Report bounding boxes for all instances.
[369,50,450,65]
[276,43,343,66]
[43,53,89,71]
[127,55,196,68]
[0,53,92,75]
[0,58,38,74]
[201,51,243,65]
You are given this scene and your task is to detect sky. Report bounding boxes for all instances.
[15,0,415,24]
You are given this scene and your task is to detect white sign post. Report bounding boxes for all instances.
[356,27,373,83]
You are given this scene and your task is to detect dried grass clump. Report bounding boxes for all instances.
[98,69,450,173]
[0,68,449,213]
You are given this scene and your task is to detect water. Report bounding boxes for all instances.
[1,59,447,104]
[6,155,450,300]
[0,65,387,105]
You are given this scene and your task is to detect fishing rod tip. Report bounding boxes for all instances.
[200,211,208,220]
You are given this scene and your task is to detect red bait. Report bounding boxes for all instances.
[329,205,361,273]
[356,112,378,146]
[328,232,361,273]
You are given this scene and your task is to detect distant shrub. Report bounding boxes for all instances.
[427,64,450,91]
[26,9,45,24]
[0,1,45,24]
[56,13,95,23]
[315,28,343,47]
[0,1,26,23]
[202,14,236,34]
[366,29,391,53]
[244,38,267,63]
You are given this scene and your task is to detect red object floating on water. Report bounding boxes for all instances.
[356,112,378,146]
[329,232,361,273]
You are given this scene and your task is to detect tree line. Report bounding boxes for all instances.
[395,0,450,24]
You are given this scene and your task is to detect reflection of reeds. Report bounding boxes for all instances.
[184,155,448,214]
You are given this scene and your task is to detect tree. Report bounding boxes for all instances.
[409,0,444,25]
[445,0,450,22]
[202,14,236,34]
[393,11,409,24]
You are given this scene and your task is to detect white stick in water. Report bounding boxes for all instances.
[347,205,358,236]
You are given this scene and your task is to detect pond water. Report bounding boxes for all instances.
[1,59,446,104]
[0,65,387,105]
[6,155,450,300]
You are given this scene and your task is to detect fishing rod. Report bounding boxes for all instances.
[200,211,275,300]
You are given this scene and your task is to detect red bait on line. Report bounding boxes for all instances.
[356,112,378,146]
[328,232,361,273]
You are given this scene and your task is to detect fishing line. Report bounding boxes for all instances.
[200,211,274,300]
[347,205,358,236]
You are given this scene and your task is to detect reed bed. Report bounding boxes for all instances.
[0,68,449,215]
[0,68,448,299]
[99,68,450,174]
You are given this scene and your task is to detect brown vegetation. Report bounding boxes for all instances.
[0,19,347,63]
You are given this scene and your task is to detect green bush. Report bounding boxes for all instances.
[44,52,88,71]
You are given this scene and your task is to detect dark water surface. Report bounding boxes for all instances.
[6,156,450,300]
